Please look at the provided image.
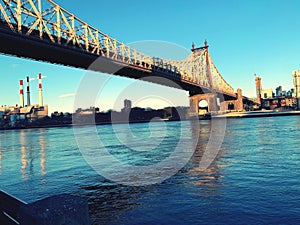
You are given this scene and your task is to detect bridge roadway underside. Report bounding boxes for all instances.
[0,26,235,101]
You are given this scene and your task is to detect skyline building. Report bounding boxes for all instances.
[293,70,300,108]
[255,74,262,104]
[122,99,132,112]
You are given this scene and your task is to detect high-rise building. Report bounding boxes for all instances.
[255,74,262,104]
[122,99,132,112]
[293,70,300,108]
[275,86,282,97]
[290,88,295,97]
[282,90,287,97]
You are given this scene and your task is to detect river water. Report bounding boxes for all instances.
[0,116,300,224]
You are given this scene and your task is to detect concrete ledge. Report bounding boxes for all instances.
[212,110,300,119]
[18,194,90,225]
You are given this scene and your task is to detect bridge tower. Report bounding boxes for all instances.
[0,0,237,115]
[189,40,218,116]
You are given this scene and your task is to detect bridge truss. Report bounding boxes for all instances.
[0,0,235,96]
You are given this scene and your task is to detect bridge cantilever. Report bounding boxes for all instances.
[0,0,237,107]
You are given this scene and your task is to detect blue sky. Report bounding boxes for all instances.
[0,0,299,113]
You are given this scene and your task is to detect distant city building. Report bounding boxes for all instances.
[275,86,295,97]
[282,90,287,96]
[285,97,296,108]
[287,88,295,97]
[122,99,132,112]
[255,74,262,104]
[75,106,100,115]
[275,86,282,97]
[254,73,298,110]
[291,88,295,97]
[293,70,300,108]
[261,88,273,99]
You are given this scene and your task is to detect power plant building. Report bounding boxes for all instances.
[0,73,48,128]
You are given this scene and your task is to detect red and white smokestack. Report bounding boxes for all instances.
[38,73,43,106]
[19,80,24,107]
[26,76,31,106]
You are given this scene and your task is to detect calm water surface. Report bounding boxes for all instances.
[0,117,300,224]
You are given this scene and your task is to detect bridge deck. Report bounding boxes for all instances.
[0,23,236,99]
[0,0,237,100]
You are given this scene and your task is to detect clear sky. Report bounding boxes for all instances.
[0,0,299,113]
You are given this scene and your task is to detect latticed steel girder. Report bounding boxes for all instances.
[0,0,235,96]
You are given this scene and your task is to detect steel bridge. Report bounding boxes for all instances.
[0,0,240,113]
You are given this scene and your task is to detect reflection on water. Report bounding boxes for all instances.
[83,183,152,225]
[188,120,224,189]
[188,166,224,186]
[9,129,49,180]
[20,130,28,180]
[0,132,2,173]
[39,129,47,176]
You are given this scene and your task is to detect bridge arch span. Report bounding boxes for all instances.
[189,93,218,115]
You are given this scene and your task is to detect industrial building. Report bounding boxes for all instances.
[0,73,48,128]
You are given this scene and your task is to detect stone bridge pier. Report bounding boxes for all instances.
[189,93,218,116]
[220,88,243,112]
[189,89,244,116]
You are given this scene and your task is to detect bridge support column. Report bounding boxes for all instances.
[220,101,229,112]
[206,93,218,112]
[236,88,243,111]
[189,97,199,117]
[189,93,218,116]
[219,88,244,112]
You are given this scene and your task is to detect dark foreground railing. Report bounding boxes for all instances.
[0,190,90,225]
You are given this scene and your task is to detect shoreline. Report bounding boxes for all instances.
[212,110,300,119]
[0,118,181,131]
[1,110,300,131]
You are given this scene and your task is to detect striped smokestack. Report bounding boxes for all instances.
[38,73,43,106]
[19,80,24,107]
[26,76,31,106]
